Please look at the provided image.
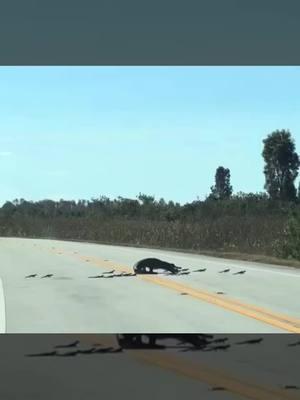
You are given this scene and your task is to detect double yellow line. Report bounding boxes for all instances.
[49,246,300,333]
[140,274,300,333]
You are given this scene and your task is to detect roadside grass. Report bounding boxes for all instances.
[2,209,300,268]
[5,234,300,270]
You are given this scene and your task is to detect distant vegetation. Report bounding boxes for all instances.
[1,129,300,261]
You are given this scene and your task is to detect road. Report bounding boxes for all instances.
[0,334,299,400]
[0,237,300,333]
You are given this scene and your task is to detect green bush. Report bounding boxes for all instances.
[278,210,300,260]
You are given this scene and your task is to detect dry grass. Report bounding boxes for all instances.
[1,213,296,268]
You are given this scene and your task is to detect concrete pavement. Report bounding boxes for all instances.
[0,277,5,333]
[0,237,299,333]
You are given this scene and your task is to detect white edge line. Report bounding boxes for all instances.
[0,278,6,333]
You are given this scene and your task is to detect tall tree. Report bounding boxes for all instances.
[210,166,233,200]
[137,193,155,205]
[262,130,300,201]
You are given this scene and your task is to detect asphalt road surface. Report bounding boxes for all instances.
[0,334,299,400]
[0,237,300,333]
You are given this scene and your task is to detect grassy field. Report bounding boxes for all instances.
[1,196,299,267]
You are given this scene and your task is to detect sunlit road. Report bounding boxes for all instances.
[0,334,299,400]
[0,238,300,333]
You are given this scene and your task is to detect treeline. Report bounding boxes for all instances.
[0,129,300,261]
[0,191,295,221]
[0,192,297,259]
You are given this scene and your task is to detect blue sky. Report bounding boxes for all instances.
[0,66,300,206]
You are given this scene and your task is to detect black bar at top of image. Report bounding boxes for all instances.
[0,0,300,65]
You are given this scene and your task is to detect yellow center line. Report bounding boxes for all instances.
[77,335,299,400]
[140,275,300,333]
[46,247,300,333]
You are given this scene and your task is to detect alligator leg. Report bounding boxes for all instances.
[134,335,143,346]
[149,335,157,346]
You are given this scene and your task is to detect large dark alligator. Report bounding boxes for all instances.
[133,258,182,275]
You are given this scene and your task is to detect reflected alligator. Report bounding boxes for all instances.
[116,334,214,349]
[133,258,182,275]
